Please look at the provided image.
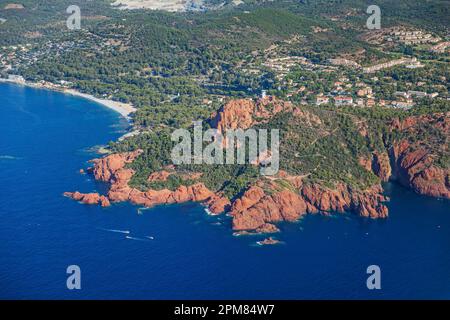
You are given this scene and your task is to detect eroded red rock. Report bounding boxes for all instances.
[147,170,172,182]
[64,191,110,207]
[231,186,308,231]
[391,141,449,199]
[210,96,293,134]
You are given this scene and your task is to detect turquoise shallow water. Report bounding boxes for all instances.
[0,82,449,299]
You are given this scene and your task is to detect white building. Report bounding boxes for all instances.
[8,74,25,83]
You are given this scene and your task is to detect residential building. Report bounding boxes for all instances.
[316,96,330,105]
[366,98,375,107]
[407,90,427,98]
[334,96,353,106]
[7,74,25,83]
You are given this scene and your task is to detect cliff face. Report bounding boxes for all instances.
[372,151,392,182]
[358,151,391,182]
[357,113,449,200]
[90,150,143,182]
[231,185,308,231]
[230,180,388,232]
[210,96,293,132]
[390,140,450,199]
[301,183,388,218]
[358,141,449,200]
[388,114,450,199]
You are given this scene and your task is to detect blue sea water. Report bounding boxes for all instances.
[0,82,449,300]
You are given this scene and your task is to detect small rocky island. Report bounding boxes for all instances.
[257,237,281,246]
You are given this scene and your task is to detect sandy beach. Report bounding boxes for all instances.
[62,89,136,120]
[0,78,136,120]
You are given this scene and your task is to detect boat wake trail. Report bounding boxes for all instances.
[125,236,149,241]
[98,228,130,234]
[0,155,22,160]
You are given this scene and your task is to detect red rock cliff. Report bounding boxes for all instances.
[390,140,449,199]
[357,113,449,200]
[388,113,449,199]
[66,150,230,214]
[230,180,388,232]
[210,96,293,133]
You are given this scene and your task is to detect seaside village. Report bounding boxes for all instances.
[245,59,444,110]
[237,25,447,109]
[1,24,448,110]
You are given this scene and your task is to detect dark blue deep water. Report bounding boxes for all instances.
[0,83,449,299]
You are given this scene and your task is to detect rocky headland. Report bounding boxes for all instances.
[65,98,449,235]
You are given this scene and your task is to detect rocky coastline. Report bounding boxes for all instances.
[65,98,449,235]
